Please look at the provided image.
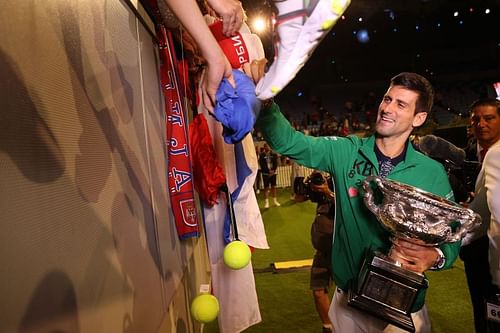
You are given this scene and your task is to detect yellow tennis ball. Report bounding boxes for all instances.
[223,240,251,270]
[190,294,219,323]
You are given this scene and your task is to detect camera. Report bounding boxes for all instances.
[296,172,334,203]
[442,159,481,203]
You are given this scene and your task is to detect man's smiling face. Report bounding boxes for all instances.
[375,85,427,139]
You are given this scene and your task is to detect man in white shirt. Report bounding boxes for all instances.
[460,98,500,332]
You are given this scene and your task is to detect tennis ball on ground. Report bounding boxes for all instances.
[223,240,251,270]
[190,294,219,323]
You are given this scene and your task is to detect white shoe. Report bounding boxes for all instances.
[264,199,270,208]
[256,0,351,100]
[273,199,281,207]
[256,189,260,194]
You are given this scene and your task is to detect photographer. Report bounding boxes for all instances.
[306,172,335,333]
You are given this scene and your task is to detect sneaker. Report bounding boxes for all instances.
[264,199,270,208]
[273,198,281,206]
[255,0,351,100]
[256,189,260,194]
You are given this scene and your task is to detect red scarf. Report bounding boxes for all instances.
[158,26,199,239]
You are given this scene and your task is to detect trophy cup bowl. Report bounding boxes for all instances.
[347,176,481,332]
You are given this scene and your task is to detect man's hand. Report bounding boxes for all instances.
[310,182,334,201]
[206,0,245,36]
[202,54,234,112]
[243,59,271,108]
[310,182,330,195]
[390,238,441,273]
[242,59,267,85]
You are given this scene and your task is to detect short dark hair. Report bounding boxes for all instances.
[390,72,434,114]
[469,98,500,116]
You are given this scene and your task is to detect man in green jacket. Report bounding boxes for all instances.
[251,69,459,332]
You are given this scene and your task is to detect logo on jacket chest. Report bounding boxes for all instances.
[347,158,375,198]
[348,158,375,178]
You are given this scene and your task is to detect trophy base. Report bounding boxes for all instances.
[347,252,428,333]
[348,288,415,332]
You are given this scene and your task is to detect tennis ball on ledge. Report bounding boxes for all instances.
[223,240,251,270]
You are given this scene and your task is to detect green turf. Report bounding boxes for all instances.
[205,188,474,332]
[253,192,317,268]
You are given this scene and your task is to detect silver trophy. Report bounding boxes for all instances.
[347,176,480,332]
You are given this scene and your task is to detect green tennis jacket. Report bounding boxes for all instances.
[256,103,460,311]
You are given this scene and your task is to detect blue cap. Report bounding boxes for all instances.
[214,70,261,144]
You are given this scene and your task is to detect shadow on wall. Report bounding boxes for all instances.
[0,50,65,183]
[19,271,80,333]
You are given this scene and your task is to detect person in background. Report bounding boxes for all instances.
[464,125,476,159]
[469,98,500,162]
[460,98,500,333]
[308,173,336,333]
[246,63,458,332]
[338,116,350,137]
[259,143,280,208]
[290,159,305,200]
[484,135,500,332]
[254,146,263,194]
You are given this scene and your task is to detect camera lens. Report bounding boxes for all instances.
[311,173,325,185]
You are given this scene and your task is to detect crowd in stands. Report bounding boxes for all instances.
[254,80,493,143]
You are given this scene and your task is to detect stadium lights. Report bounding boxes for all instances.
[250,15,268,33]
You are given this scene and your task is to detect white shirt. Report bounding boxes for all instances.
[485,140,500,287]
[461,166,491,246]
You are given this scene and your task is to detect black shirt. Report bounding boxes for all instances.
[374,142,407,178]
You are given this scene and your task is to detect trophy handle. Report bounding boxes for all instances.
[363,176,383,216]
[449,209,482,242]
